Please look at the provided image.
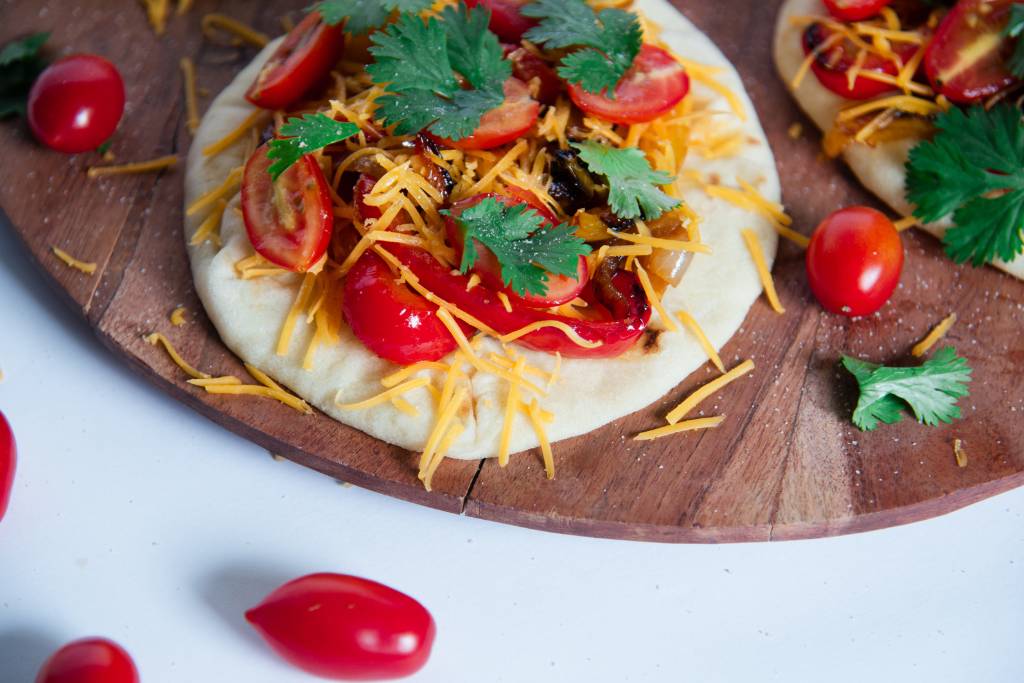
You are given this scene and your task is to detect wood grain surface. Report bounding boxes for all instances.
[2,0,1022,542]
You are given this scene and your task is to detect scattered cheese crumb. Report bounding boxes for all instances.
[87,155,178,178]
[635,416,726,441]
[52,247,97,275]
[954,439,968,468]
[170,307,188,327]
[912,313,957,357]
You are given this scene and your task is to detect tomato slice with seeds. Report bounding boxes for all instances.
[246,12,345,111]
[924,0,1022,104]
[465,0,537,43]
[435,78,540,150]
[567,44,690,125]
[445,192,587,309]
[824,0,892,21]
[802,22,920,99]
[241,143,334,273]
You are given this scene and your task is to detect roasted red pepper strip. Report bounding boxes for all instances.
[385,245,651,358]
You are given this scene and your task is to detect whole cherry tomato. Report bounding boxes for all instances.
[27,55,125,154]
[35,638,138,683]
[824,0,892,21]
[0,411,14,522]
[806,206,904,317]
[567,44,690,125]
[241,143,334,272]
[246,573,436,681]
[246,12,345,110]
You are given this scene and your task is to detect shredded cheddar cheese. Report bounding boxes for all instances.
[741,229,785,314]
[498,358,526,467]
[497,320,603,350]
[52,247,97,275]
[187,167,242,217]
[954,438,968,468]
[180,57,200,134]
[145,332,210,380]
[201,13,269,47]
[911,313,957,357]
[87,155,179,178]
[170,307,188,327]
[526,399,555,479]
[635,415,726,441]
[336,378,432,410]
[635,263,679,332]
[203,110,265,157]
[676,311,724,373]
[666,360,755,424]
[204,384,312,414]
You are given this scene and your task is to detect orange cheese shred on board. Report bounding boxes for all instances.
[911,313,957,357]
[666,360,754,425]
[87,155,179,179]
[635,415,726,441]
[52,247,97,275]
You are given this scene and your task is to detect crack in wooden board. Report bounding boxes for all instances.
[2,0,1023,542]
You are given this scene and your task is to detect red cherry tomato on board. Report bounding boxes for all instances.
[241,142,334,272]
[35,638,139,683]
[445,192,588,308]
[27,55,125,154]
[246,573,436,681]
[246,12,345,111]
[806,206,904,317]
[567,44,690,125]
[924,0,1022,104]
[0,411,15,523]
[465,0,536,43]
[823,0,892,21]
[435,77,540,150]
[802,22,919,99]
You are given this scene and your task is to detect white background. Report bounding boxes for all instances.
[0,222,1021,683]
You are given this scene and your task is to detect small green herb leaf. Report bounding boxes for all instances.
[842,347,973,432]
[571,140,679,221]
[267,113,360,180]
[906,104,1024,266]
[0,32,49,119]
[444,196,591,297]
[367,6,509,141]
[523,0,642,97]
[314,0,433,35]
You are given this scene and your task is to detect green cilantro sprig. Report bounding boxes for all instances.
[367,5,510,141]
[523,0,642,97]
[571,141,679,221]
[444,196,591,297]
[906,104,1024,266]
[842,347,972,432]
[0,32,49,118]
[1004,4,1024,78]
[314,0,433,35]
[267,113,359,180]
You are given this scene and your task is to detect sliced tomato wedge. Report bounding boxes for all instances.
[387,245,650,358]
[343,251,467,365]
[246,12,345,110]
[824,0,892,21]
[567,44,690,125]
[802,22,920,99]
[465,0,537,43]
[506,45,562,105]
[924,0,1022,104]
[445,192,587,308]
[436,78,540,150]
[241,143,334,272]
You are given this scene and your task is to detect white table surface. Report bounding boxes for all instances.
[0,222,1021,683]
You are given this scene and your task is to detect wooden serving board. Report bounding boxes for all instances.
[3,0,1023,542]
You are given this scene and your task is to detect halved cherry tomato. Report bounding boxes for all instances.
[806,206,904,317]
[344,251,466,365]
[246,12,345,110]
[802,22,919,99]
[567,44,689,125]
[35,638,139,683]
[924,0,1021,104]
[435,78,540,150]
[445,192,588,308]
[507,46,562,105]
[387,245,651,357]
[246,573,436,681]
[241,143,334,272]
[824,0,892,21]
[27,55,125,154]
[0,411,14,523]
[465,0,537,43]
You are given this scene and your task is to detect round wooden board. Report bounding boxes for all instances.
[3,0,1023,543]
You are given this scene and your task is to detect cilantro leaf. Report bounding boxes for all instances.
[314,0,433,35]
[267,113,360,180]
[523,0,642,96]
[571,141,680,221]
[367,7,509,141]
[1005,4,1024,78]
[444,197,591,297]
[906,104,1024,266]
[842,348,973,432]
[0,32,49,119]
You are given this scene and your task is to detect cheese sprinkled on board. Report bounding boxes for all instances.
[635,415,726,441]
[52,247,97,275]
[144,332,210,380]
[201,13,269,48]
[170,307,188,327]
[87,155,179,178]
[666,360,755,425]
[912,313,957,357]
[954,438,968,469]
[180,57,200,134]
